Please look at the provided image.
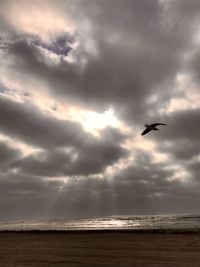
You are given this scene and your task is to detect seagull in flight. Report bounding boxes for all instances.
[141,123,166,136]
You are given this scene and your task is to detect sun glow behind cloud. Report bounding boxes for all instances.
[2,0,200,220]
[0,75,122,137]
[77,109,120,135]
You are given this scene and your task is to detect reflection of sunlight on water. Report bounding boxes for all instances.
[108,218,140,228]
[1,215,200,231]
[66,217,141,230]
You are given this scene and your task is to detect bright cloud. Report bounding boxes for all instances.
[0,0,75,42]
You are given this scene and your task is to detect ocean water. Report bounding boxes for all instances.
[0,214,200,231]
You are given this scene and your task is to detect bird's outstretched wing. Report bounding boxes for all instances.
[141,128,151,136]
[151,123,166,127]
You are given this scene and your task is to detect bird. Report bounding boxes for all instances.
[141,123,166,136]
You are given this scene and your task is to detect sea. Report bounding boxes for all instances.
[0,214,200,231]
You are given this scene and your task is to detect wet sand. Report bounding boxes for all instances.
[1,231,200,267]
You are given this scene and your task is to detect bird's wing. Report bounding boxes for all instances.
[151,123,166,127]
[141,128,151,136]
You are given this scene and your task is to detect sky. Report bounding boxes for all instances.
[1,0,200,220]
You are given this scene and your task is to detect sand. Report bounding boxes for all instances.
[1,231,200,267]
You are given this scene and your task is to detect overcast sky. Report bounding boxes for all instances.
[1,0,200,220]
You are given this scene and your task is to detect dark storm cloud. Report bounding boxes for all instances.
[187,48,200,86]
[151,109,200,161]
[0,96,85,149]
[114,149,174,188]
[7,149,197,218]
[145,108,200,185]
[0,141,21,169]
[13,139,128,177]
[0,151,176,219]
[164,140,200,161]
[4,0,197,122]
[164,0,200,21]
[0,96,128,175]
[165,109,200,141]
[57,149,177,217]
[2,0,200,121]
[0,172,64,219]
[2,0,200,219]
[0,147,199,220]
[0,172,61,196]
[6,38,83,102]
[93,149,200,215]
[65,0,200,124]
[166,0,200,97]
[186,160,200,183]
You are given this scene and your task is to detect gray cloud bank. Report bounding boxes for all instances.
[1,0,200,219]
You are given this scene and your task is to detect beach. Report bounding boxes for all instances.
[1,231,200,267]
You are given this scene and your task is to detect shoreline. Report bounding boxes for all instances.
[1,228,200,233]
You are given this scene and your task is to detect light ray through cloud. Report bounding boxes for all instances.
[1,0,200,219]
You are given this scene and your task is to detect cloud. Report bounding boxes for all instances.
[1,149,199,219]
[0,0,75,41]
[1,0,200,219]
[153,109,200,160]
[0,141,21,170]
[0,96,128,176]
[1,0,190,118]
[0,96,85,149]
[13,135,128,177]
